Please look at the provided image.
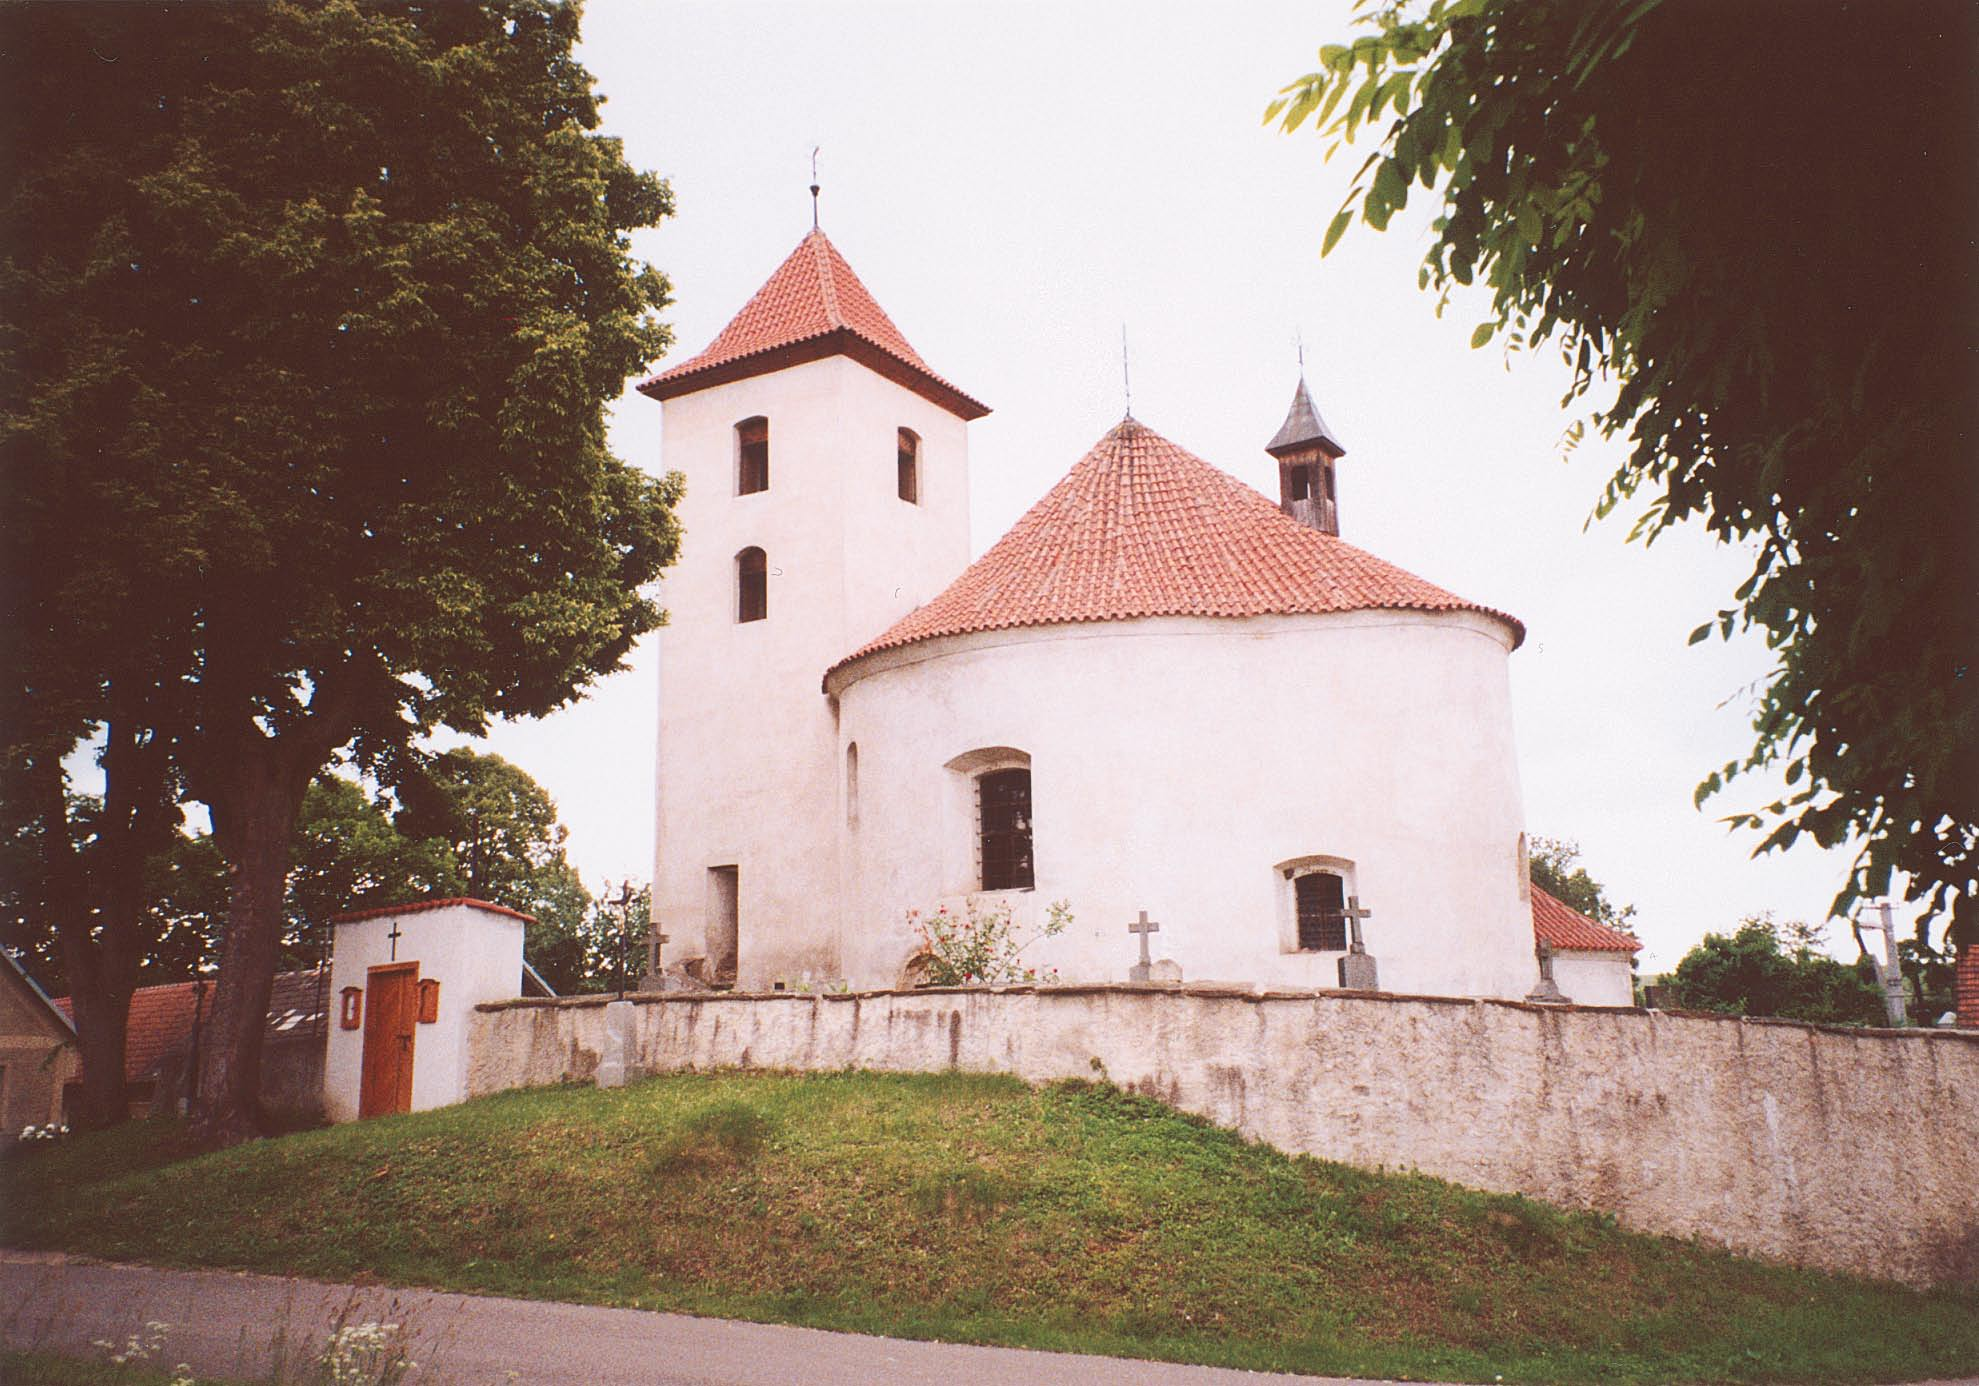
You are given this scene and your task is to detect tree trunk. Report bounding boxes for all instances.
[190,753,305,1147]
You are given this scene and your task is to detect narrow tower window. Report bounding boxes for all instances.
[736,416,769,495]
[736,546,767,622]
[897,427,920,504]
[977,767,1034,891]
[845,742,860,828]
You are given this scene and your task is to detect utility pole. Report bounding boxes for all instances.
[1860,898,1907,1029]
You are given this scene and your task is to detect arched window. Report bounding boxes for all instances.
[845,742,860,828]
[896,427,919,504]
[736,547,767,622]
[977,766,1033,891]
[1276,855,1358,954]
[736,416,769,495]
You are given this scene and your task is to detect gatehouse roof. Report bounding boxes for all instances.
[827,417,1522,683]
[638,228,988,420]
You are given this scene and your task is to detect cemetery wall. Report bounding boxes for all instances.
[468,985,1979,1287]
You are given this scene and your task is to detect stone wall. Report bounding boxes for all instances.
[468,985,1979,1287]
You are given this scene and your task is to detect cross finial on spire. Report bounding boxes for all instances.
[809,146,821,229]
[1296,328,1305,373]
[1122,324,1133,419]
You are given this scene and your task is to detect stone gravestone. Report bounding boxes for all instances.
[596,999,637,1089]
[1525,945,1568,1004]
[1336,895,1379,990]
[1148,958,1183,984]
[636,920,699,993]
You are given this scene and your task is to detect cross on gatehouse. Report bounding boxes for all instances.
[1128,910,1160,981]
[386,918,405,962]
[1342,896,1373,953]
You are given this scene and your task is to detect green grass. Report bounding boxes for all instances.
[5,1072,1975,1384]
[1,1349,232,1384]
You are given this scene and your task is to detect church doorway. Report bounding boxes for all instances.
[708,866,739,986]
[359,961,418,1117]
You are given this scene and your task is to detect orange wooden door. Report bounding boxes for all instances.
[359,962,418,1117]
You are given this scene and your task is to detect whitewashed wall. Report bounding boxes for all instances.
[652,356,974,990]
[469,987,1979,1287]
[323,903,523,1123]
[829,609,1536,998]
[1552,949,1636,1006]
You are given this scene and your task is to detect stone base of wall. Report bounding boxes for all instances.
[469,985,1979,1287]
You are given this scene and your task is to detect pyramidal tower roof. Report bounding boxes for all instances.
[1266,376,1345,457]
[827,417,1520,684]
[638,228,988,419]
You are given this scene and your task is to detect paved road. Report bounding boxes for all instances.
[0,1250,1393,1385]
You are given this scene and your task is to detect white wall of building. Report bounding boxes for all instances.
[829,608,1536,998]
[1552,950,1637,1007]
[323,902,524,1122]
[652,356,974,989]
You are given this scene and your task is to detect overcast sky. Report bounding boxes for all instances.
[452,0,1902,974]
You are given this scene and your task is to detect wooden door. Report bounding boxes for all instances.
[359,962,418,1117]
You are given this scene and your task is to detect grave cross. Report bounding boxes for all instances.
[385,917,404,962]
[1128,910,1160,982]
[1342,896,1373,954]
[645,922,671,978]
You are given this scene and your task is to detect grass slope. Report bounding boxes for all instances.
[5,1072,1975,1384]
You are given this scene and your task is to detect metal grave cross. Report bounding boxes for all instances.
[385,918,405,962]
[1128,910,1160,981]
[1342,896,1373,954]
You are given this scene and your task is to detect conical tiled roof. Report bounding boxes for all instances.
[1267,376,1345,457]
[827,418,1521,684]
[638,229,988,419]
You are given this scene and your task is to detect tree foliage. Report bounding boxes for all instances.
[1666,915,1886,1027]
[1,1,681,1141]
[1269,1,1977,944]
[1527,836,1635,932]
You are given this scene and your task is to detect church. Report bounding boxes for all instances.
[636,227,1638,1005]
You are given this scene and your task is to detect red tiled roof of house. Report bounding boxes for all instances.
[827,417,1522,683]
[327,895,536,926]
[54,969,329,1086]
[1531,885,1643,953]
[638,228,988,420]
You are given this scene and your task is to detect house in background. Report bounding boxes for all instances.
[1,950,79,1137]
[55,968,330,1123]
[1529,885,1641,1006]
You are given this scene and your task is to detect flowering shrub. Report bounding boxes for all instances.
[909,897,1071,986]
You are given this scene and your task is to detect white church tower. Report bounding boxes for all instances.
[637,227,989,989]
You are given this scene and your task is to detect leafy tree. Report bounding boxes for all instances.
[394,749,590,957]
[1268,2,1976,952]
[2,2,682,1144]
[1527,836,1635,932]
[1666,915,1886,1027]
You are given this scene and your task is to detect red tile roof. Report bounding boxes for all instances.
[1531,886,1642,953]
[827,417,1522,683]
[52,970,329,1086]
[638,228,988,420]
[327,896,536,925]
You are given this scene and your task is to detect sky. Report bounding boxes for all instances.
[451,0,1900,975]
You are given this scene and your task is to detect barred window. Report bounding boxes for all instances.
[977,767,1033,891]
[1295,871,1347,951]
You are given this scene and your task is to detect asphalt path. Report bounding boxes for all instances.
[1,1250,1397,1385]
